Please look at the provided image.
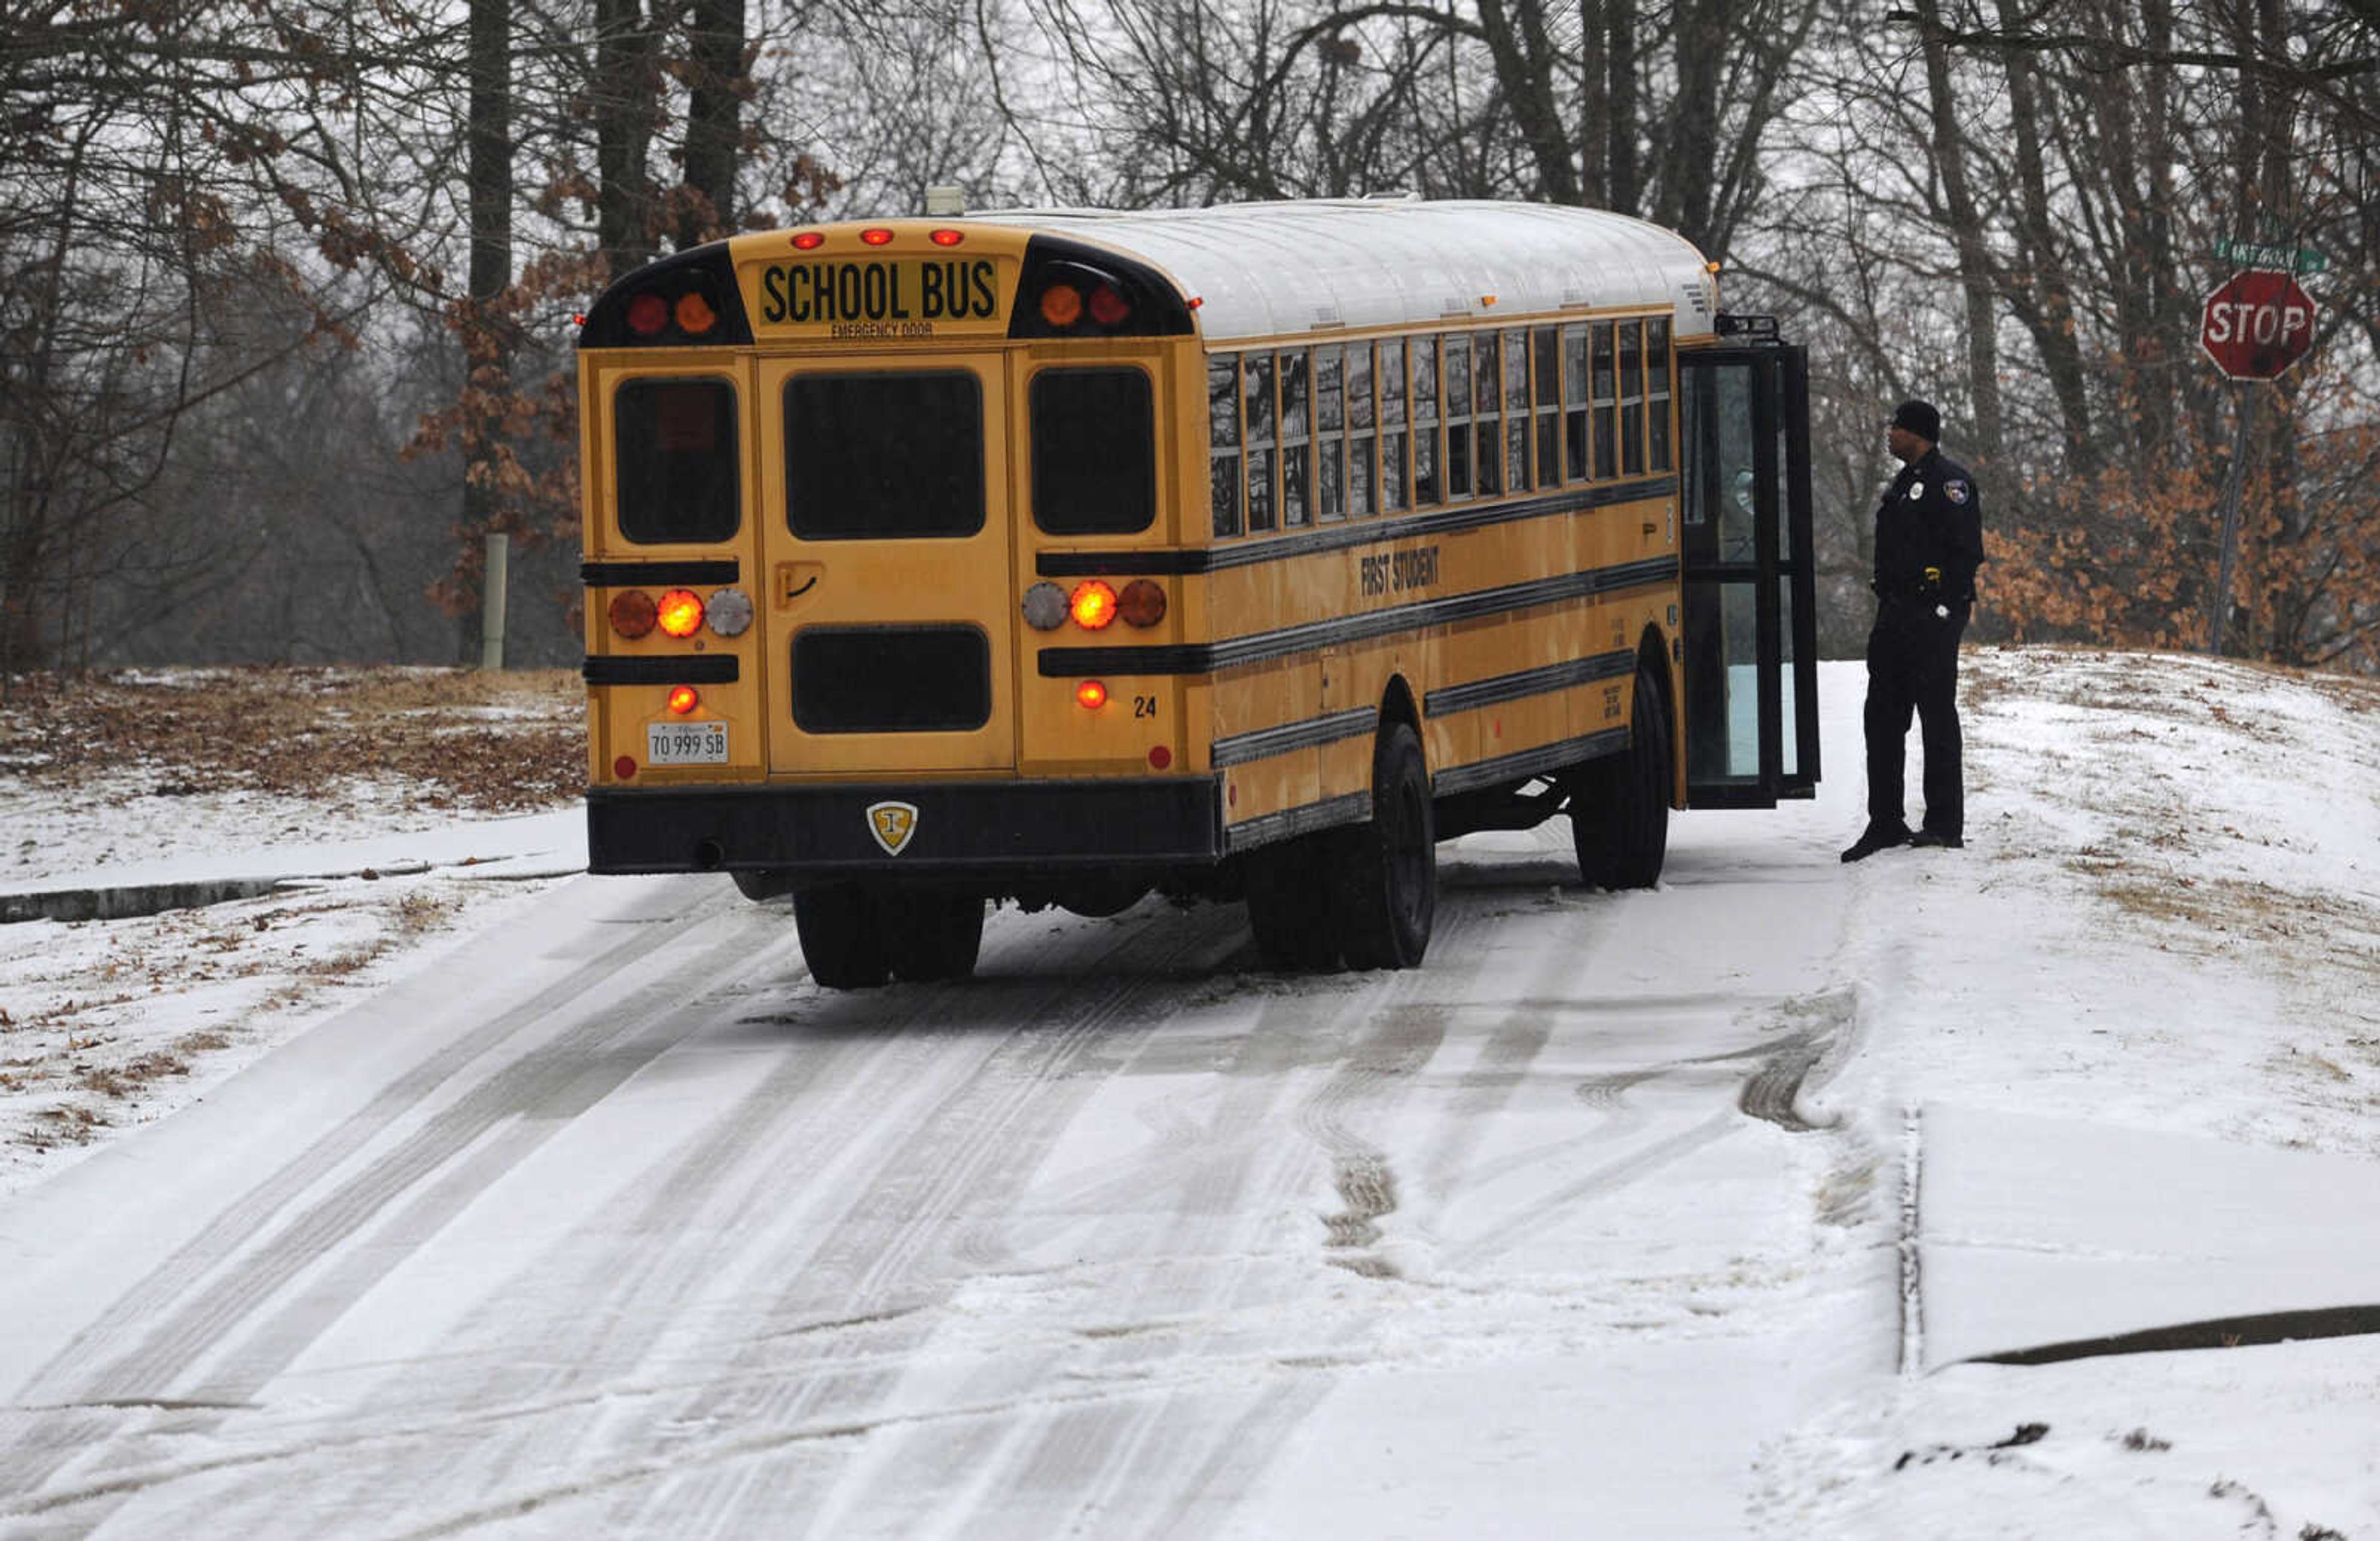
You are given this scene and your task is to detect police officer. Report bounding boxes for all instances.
[1841,399,1985,863]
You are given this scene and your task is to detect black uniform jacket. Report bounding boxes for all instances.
[1872,447,1985,604]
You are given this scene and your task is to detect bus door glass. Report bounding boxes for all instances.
[757,356,1016,775]
[1680,343,1819,808]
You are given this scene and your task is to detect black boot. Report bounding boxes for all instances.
[1840,824,1912,863]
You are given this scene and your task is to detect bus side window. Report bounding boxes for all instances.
[1315,345,1345,523]
[1380,338,1408,513]
[1347,342,1375,518]
[1503,329,1530,492]
[1620,319,1646,477]
[1562,324,1589,483]
[1408,337,1434,507]
[1532,327,1560,488]
[1473,332,1502,498]
[1443,333,1471,500]
[1280,348,1311,528]
[1591,322,1616,481]
[1647,317,1674,473]
[1244,353,1277,533]
[1209,354,1241,537]
[615,378,740,544]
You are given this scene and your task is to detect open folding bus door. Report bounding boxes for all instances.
[1678,334,1820,808]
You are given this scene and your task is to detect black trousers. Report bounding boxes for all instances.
[1863,600,1968,837]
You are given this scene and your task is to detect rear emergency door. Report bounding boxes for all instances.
[757,356,1016,775]
[1678,340,1820,807]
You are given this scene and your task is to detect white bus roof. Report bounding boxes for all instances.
[970,199,1719,346]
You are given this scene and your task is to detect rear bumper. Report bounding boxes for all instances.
[586,775,1226,877]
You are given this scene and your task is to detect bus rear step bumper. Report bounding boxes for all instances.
[586,777,1226,877]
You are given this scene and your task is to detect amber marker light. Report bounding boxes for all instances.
[1039,283,1084,329]
[860,227,895,246]
[1076,680,1108,710]
[656,588,705,638]
[666,685,700,715]
[1069,580,1118,630]
[792,230,826,250]
[674,291,718,334]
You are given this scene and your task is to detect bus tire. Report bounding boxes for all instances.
[888,892,985,983]
[1572,656,1672,891]
[1245,839,1340,971]
[794,883,891,989]
[1336,722,1435,969]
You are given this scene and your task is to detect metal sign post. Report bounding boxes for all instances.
[2197,255,2319,656]
[2208,387,2253,657]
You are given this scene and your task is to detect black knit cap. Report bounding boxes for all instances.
[1890,399,1941,441]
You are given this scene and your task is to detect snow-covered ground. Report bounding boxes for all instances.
[1,646,2376,1537]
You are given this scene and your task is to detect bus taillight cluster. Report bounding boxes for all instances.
[624,281,725,342]
[608,586,754,642]
[1021,579,1165,633]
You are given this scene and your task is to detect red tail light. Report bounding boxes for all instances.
[1076,680,1108,710]
[625,293,669,336]
[1117,579,1166,627]
[792,230,826,250]
[1087,284,1130,327]
[860,227,894,246]
[666,685,700,715]
[930,228,965,247]
[609,589,658,639]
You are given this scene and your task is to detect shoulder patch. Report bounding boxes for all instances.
[1946,480,1970,505]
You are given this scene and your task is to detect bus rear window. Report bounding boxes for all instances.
[1031,367,1155,536]
[615,378,739,544]
[785,372,984,539]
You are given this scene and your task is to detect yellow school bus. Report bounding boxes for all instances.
[576,200,1818,986]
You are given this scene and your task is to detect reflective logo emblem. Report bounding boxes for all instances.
[866,801,919,855]
[1906,481,1925,500]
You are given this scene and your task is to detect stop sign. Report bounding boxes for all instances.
[2201,270,2317,379]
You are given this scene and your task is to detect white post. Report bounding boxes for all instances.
[479,532,509,671]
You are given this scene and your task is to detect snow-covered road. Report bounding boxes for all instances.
[0,816,1888,1536]
[3,650,2377,1538]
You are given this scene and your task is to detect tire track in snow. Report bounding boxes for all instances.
[0,878,759,1520]
[583,900,1257,1537]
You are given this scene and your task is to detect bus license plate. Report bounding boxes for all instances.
[647,721,728,765]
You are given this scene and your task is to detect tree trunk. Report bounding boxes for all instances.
[459,0,513,663]
[677,0,745,249]
[596,0,660,279]
[1915,0,2004,476]
[1579,0,1608,206]
[1994,0,2091,488]
[1607,7,1638,215]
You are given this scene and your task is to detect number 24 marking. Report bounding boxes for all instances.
[1133,695,1159,719]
